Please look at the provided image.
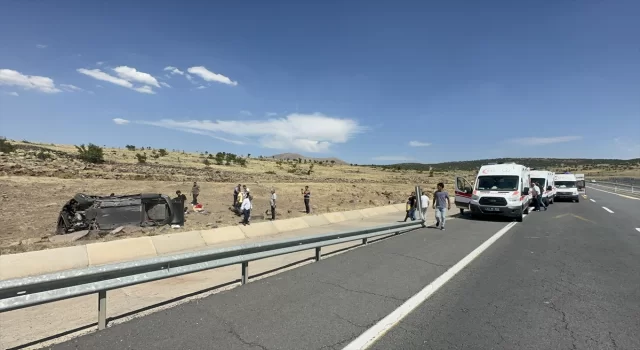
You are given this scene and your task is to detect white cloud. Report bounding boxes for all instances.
[185,74,197,84]
[77,68,155,94]
[196,85,206,90]
[36,44,47,49]
[164,66,184,75]
[113,66,160,88]
[409,141,431,147]
[507,136,583,146]
[0,69,62,93]
[60,84,84,92]
[96,61,104,66]
[7,91,19,96]
[160,81,171,88]
[113,118,130,125]
[187,66,238,86]
[372,156,414,162]
[265,112,278,117]
[138,113,364,152]
[240,110,253,116]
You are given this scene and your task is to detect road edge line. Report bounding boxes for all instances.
[586,186,640,201]
[342,221,518,350]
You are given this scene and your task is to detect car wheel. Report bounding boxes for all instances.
[460,208,464,215]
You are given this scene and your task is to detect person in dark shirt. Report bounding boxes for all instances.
[403,192,417,221]
[301,186,311,214]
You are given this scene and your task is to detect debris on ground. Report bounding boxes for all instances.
[48,230,90,244]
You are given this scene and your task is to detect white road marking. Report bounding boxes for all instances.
[602,207,614,214]
[589,199,596,203]
[636,228,640,233]
[342,221,518,350]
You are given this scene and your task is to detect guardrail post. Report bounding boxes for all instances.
[241,262,249,285]
[315,247,321,261]
[98,290,107,330]
[362,237,368,245]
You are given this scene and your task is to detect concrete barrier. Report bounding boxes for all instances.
[151,230,207,255]
[341,210,364,220]
[239,222,279,238]
[359,207,384,217]
[86,237,157,266]
[393,203,407,211]
[200,226,246,245]
[0,246,89,280]
[301,214,331,227]
[322,212,347,224]
[379,205,399,213]
[273,218,310,232]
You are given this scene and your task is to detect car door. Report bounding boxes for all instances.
[455,176,474,213]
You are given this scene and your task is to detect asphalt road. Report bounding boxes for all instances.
[48,197,640,350]
[371,195,640,350]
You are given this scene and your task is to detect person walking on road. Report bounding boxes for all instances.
[432,183,451,230]
[269,188,277,221]
[420,191,430,220]
[302,186,311,214]
[403,192,417,222]
[536,182,548,210]
[241,190,252,225]
[190,182,200,205]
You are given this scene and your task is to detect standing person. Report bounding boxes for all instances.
[536,182,548,210]
[301,186,311,214]
[241,190,252,225]
[420,190,430,220]
[233,184,241,207]
[403,192,417,222]
[432,183,451,230]
[190,182,200,205]
[236,189,244,215]
[269,188,277,221]
[531,182,543,211]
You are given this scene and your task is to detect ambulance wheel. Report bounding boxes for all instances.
[460,208,464,215]
[516,208,524,222]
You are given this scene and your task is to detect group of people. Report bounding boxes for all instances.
[530,181,548,212]
[403,182,451,231]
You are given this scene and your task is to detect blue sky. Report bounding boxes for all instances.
[1,0,639,164]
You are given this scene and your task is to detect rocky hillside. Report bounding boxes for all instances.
[269,153,348,165]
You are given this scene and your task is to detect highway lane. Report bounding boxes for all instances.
[370,200,640,350]
[585,185,640,232]
[49,215,515,350]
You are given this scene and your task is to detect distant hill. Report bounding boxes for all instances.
[269,153,348,165]
[378,158,640,171]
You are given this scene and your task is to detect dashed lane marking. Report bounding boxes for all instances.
[602,207,614,214]
[589,199,596,203]
[636,228,640,233]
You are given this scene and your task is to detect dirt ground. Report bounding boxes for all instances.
[1,140,637,254]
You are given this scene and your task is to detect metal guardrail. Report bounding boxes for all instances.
[0,187,427,331]
[589,182,636,194]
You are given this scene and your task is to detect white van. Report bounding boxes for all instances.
[553,173,580,202]
[455,163,533,222]
[530,170,556,205]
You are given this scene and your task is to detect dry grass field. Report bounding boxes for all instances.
[0,140,467,254]
[1,139,637,254]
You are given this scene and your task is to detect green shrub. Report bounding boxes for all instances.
[76,143,104,164]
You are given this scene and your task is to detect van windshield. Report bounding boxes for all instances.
[556,181,576,188]
[531,178,546,187]
[476,175,519,191]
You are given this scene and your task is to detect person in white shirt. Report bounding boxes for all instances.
[241,190,252,225]
[420,191,430,220]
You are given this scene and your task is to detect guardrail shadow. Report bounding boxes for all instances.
[6,225,423,350]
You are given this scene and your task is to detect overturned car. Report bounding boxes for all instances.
[56,193,185,234]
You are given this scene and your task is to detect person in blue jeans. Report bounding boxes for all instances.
[432,182,451,231]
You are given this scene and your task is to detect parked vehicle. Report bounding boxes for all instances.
[575,174,586,192]
[531,170,555,205]
[553,173,580,202]
[456,163,532,222]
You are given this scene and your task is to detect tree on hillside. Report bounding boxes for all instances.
[76,143,104,164]
[125,145,136,151]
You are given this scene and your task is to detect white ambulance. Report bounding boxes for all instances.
[530,170,556,205]
[553,173,580,202]
[455,163,533,222]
